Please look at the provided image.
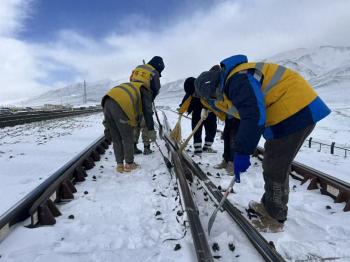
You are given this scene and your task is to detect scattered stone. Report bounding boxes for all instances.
[216,173,220,177]
[269,241,276,249]
[206,171,212,176]
[254,162,258,166]
[92,175,97,180]
[174,186,178,191]
[9,155,13,159]
[198,162,202,165]
[104,157,108,160]
[213,255,221,259]
[206,163,210,167]
[204,197,209,202]
[153,189,156,192]
[230,188,234,193]
[218,185,222,191]
[155,211,161,216]
[153,174,157,177]
[292,185,297,191]
[235,254,240,258]
[39,177,42,180]
[100,165,104,169]
[326,205,332,210]
[68,215,75,219]
[60,237,64,241]
[84,191,88,195]
[228,243,235,252]
[212,243,220,252]
[174,244,181,251]
[177,211,183,216]
[203,191,208,196]
[100,171,104,174]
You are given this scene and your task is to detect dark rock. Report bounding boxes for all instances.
[326,205,332,210]
[212,243,220,252]
[153,189,156,192]
[204,197,208,202]
[84,191,88,195]
[218,186,222,191]
[213,255,221,259]
[177,211,183,216]
[269,241,276,249]
[216,173,220,177]
[100,165,104,168]
[235,254,240,258]
[228,243,235,252]
[68,215,74,219]
[61,237,64,241]
[155,211,161,216]
[203,191,208,196]
[92,175,97,179]
[174,244,181,251]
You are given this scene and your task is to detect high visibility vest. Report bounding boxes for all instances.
[130,64,157,89]
[224,62,318,126]
[105,82,143,127]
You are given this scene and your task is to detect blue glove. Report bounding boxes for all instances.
[233,154,251,183]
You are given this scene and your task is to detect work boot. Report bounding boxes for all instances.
[124,162,139,172]
[202,147,217,153]
[134,143,142,155]
[116,163,124,173]
[214,159,227,169]
[248,201,284,233]
[225,161,234,174]
[143,145,153,155]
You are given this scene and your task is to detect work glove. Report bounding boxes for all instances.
[233,153,251,183]
[200,109,209,120]
[148,129,157,142]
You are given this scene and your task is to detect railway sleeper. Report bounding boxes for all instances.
[83,157,95,170]
[60,180,76,200]
[73,166,87,182]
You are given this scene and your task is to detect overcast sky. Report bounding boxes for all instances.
[0,0,349,104]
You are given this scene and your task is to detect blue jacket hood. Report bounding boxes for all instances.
[220,55,248,87]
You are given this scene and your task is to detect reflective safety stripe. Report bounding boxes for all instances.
[263,65,287,95]
[138,64,155,73]
[255,62,264,72]
[124,83,141,114]
[193,143,202,148]
[117,85,135,108]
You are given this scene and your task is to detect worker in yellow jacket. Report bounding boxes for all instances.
[195,55,330,232]
[102,56,165,173]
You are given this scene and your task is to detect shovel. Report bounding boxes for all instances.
[208,173,239,235]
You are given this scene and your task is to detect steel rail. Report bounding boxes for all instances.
[161,110,285,262]
[0,135,110,242]
[160,111,214,262]
[0,108,102,128]
[255,147,350,212]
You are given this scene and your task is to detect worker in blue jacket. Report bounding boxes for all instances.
[195,55,331,232]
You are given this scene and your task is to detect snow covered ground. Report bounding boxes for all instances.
[1,108,349,261]
[0,113,104,215]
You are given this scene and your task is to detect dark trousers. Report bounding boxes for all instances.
[261,124,315,221]
[223,118,240,162]
[192,110,217,152]
[103,98,134,164]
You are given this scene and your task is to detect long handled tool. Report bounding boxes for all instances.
[208,173,238,235]
[153,102,163,137]
[178,116,206,152]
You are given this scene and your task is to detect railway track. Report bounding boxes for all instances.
[0,135,110,242]
[160,111,286,262]
[1,108,348,261]
[0,108,102,128]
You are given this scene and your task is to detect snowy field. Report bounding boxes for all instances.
[0,113,104,215]
[0,104,350,261]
